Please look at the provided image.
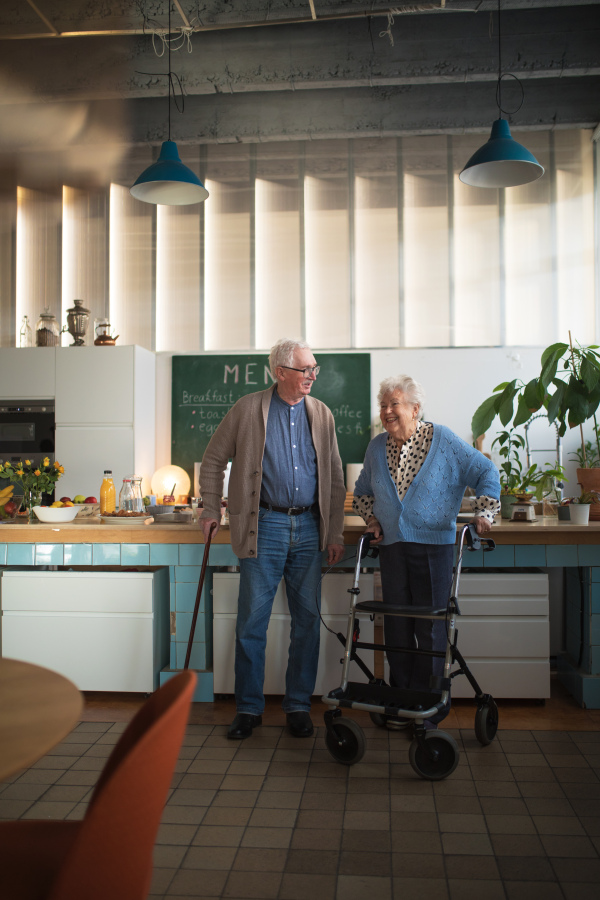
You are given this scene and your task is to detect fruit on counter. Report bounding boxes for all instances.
[51,501,64,508]
[73,494,86,503]
[63,500,74,507]
[0,484,15,503]
[60,496,72,503]
[4,500,17,515]
[85,496,98,504]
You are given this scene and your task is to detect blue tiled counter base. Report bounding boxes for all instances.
[558,565,600,709]
[3,541,600,706]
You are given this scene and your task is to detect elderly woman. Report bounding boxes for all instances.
[353,375,500,727]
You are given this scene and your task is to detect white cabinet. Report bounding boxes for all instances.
[0,568,169,692]
[55,346,139,425]
[213,572,374,696]
[449,572,550,699]
[54,345,155,497]
[0,348,55,399]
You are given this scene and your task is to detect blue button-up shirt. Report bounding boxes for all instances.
[261,390,318,508]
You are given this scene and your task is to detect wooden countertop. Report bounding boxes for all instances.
[0,515,599,545]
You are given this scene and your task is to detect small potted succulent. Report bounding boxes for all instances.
[562,489,598,525]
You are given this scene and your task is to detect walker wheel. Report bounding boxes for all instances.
[474,699,499,746]
[325,717,366,766]
[408,731,459,781]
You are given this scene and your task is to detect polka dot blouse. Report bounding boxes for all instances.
[352,422,500,524]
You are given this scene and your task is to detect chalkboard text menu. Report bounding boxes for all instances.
[171,353,371,487]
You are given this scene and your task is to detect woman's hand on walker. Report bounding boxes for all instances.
[364,517,383,544]
[472,515,492,535]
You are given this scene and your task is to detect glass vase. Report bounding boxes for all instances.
[25,488,43,522]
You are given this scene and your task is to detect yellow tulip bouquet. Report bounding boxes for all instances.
[0,457,65,518]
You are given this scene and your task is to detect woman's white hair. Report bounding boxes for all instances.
[378,375,425,417]
[269,338,311,381]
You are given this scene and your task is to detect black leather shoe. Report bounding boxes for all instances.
[227,713,262,740]
[286,711,314,738]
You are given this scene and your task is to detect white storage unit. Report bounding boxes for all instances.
[54,345,155,497]
[449,572,550,699]
[0,347,55,400]
[213,572,375,696]
[0,568,169,692]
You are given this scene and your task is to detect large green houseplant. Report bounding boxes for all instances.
[472,335,600,518]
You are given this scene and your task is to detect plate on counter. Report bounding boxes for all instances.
[100,516,154,526]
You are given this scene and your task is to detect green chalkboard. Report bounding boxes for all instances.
[171,353,371,486]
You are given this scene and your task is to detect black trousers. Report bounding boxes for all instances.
[379,540,454,724]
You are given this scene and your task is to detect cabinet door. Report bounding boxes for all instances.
[0,348,55,398]
[55,426,134,498]
[55,346,134,425]
[2,614,155,692]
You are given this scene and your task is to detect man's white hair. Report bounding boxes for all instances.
[378,375,425,418]
[269,339,312,381]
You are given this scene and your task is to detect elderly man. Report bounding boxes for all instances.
[200,339,346,739]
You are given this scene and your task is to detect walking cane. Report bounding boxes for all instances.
[184,521,218,671]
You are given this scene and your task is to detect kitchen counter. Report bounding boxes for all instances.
[1,515,600,544]
[1,515,599,708]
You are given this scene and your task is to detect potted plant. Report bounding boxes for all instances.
[491,428,566,518]
[563,489,598,525]
[472,334,600,518]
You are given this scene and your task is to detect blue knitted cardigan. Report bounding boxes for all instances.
[354,424,500,546]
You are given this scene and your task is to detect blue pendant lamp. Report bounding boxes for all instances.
[130,4,208,205]
[459,0,544,189]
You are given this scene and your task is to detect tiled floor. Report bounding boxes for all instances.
[1,686,600,900]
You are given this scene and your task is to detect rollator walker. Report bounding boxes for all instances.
[321,524,499,780]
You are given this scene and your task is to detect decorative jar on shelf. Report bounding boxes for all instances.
[36,308,61,347]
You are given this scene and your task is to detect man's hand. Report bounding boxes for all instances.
[472,515,492,535]
[201,517,220,541]
[364,517,383,544]
[327,543,345,566]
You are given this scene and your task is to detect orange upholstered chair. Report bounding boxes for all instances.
[0,670,196,900]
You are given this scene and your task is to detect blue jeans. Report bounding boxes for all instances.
[235,506,322,716]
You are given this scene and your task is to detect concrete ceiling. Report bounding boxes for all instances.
[0,1,598,185]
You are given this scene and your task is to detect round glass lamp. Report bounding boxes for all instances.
[151,465,191,504]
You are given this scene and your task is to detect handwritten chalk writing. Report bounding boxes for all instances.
[245,363,257,384]
[181,389,236,405]
[332,405,362,419]
[224,365,239,384]
[337,424,366,435]
[265,366,275,384]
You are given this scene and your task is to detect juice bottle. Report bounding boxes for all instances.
[100,470,116,515]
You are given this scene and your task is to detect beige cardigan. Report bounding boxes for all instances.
[199,385,346,559]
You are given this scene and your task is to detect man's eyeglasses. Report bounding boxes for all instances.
[280,365,320,377]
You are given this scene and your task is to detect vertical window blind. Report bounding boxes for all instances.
[3,130,596,352]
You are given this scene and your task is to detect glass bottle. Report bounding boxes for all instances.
[100,470,116,515]
[19,315,33,348]
[129,475,144,513]
[119,477,133,512]
[36,308,61,346]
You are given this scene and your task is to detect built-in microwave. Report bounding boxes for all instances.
[0,401,55,469]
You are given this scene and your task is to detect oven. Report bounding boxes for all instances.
[0,402,55,501]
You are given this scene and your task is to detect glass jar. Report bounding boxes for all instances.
[36,308,61,347]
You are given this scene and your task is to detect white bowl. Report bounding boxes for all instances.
[33,505,78,523]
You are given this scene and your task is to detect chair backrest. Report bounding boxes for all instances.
[48,671,196,900]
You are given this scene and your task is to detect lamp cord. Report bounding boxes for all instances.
[134,1,185,134]
[494,0,524,118]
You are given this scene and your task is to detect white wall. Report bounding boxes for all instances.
[156,346,594,499]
